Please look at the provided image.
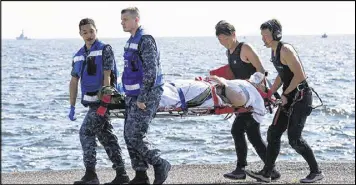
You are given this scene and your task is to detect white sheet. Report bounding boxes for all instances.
[225,80,266,123]
[159,79,266,123]
[159,79,226,110]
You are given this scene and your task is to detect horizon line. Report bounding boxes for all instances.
[2,33,355,40]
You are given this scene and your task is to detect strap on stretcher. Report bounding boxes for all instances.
[170,82,187,111]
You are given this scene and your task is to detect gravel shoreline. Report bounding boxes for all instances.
[2,161,354,184]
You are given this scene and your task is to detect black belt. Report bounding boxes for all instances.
[86,91,99,96]
[297,80,309,91]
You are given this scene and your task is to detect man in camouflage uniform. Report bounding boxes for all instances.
[121,7,171,184]
[68,18,129,184]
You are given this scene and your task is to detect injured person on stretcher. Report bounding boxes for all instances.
[110,72,278,122]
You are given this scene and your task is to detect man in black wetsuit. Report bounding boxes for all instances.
[245,18,324,183]
[215,20,280,181]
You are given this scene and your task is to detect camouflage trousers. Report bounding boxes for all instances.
[79,104,125,170]
[124,87,163,171]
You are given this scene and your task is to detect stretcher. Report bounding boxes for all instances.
[109,65,280,119]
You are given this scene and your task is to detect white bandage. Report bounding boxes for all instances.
[249,72,265,84]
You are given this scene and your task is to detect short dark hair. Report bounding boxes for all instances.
[121,7,140,18]
[260,19,282,41]
[215,20,236,36]
[260,19,282,33]
[79,18,96,31]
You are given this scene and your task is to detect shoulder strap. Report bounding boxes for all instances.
[236,42,244,57]
[280,42,306,76]
[276,42,283,58]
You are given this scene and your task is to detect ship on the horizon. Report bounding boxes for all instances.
[16,30,30,40]
[322,33,328,38]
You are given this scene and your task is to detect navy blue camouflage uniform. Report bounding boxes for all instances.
[71,44,126,171]
[123,35,164,171]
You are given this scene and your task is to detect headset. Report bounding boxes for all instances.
[266,20,282,41]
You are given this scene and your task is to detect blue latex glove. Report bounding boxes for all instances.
[68,105,76,121]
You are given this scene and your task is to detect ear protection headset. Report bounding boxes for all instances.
[266,20,282,41]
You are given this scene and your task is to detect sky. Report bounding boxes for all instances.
[1,1,355,39]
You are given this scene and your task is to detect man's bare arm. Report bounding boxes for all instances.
[210,75,228,86]
[243,44,265,74]
[270,75,283,94]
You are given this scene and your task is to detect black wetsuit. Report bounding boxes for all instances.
[264,42,320,174]
[227,42,266,168]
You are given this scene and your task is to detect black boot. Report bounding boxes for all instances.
[271,168,281,181]
[300,171,324,183]
[74,169,100,184]
[153,159,171,184]
[245,167,272,183]
[105,168,130,184]
[223,166,246,180]
[129,171,150,184]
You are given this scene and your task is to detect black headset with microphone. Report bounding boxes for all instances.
[266,20,282,41]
